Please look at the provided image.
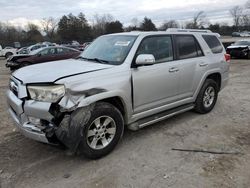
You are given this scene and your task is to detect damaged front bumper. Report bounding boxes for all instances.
[7,77,96,151]
[7,90,50,143]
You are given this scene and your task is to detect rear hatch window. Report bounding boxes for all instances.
[202,35,223,54]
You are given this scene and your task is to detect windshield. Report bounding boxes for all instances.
[80,35,137,65]
[234,41,250,46]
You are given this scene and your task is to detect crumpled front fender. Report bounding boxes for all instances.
[55,104,95,152]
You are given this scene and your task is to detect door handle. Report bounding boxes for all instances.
[199,63,208,67]
[169,67,179,73]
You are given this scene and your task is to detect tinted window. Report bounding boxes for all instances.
[57,48,75,54]
[137,36,173,63]
[39,48,56,56]
[176,35,203,60]
[202,35,223,54]
[57,48,66,54]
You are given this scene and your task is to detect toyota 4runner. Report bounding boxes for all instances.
[7,29,230,159]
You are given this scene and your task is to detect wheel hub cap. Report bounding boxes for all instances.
[87,116,116,150]
[203,86,215,108]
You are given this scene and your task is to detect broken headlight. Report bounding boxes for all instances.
[27,85,65,103]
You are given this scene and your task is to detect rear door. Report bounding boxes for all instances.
[132,35,180,113]
[174,34,207,99]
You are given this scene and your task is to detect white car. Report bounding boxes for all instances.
[0,45,17,58]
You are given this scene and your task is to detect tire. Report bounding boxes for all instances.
[5,52,13,59]
[194,79,218,114]
[78,102,124,159]
[247,51,250,59]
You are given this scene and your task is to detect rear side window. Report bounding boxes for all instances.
[176,35,203,60]
[202,35,223,54]
[137,36,173,63]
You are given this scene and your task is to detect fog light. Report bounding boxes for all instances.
[28,116,41,125]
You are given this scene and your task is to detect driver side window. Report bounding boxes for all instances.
[136,36,174,64]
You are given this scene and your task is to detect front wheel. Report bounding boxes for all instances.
[78,102,124,159]
[194,79,218,114]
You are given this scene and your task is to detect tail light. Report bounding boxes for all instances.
[224,54,231,63]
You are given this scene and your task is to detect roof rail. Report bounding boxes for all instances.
[166,28,212,33]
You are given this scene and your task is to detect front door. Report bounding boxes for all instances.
[132,35,180,114]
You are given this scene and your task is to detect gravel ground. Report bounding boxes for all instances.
[0,58,250,188]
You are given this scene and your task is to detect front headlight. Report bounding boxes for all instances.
[27,85,65,103]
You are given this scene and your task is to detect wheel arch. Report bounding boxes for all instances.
[206,72,222,91]
[98,96,128,123]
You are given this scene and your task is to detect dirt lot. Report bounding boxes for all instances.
[0,58,250,188]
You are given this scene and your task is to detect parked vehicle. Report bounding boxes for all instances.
[62,44,85,51]
[16,47,29,55]
[226,40,250,59]
[83,42,92,50]
[232,32,241,37]
[0,45,17,58]
[7,29,230,159]
[6,46,81,70]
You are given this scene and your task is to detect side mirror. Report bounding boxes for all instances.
[135,54,155,66]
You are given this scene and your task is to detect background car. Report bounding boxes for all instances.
[6,46,81,70]
[16,47,29,54]
[226,40,250,59]
[0,45,17,58]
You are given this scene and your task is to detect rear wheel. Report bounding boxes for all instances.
[194,79,218,114]
[78,102,124,159]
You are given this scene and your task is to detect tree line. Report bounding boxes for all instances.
[0,1,250,47]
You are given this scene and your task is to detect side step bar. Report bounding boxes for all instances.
[128,103,194,130]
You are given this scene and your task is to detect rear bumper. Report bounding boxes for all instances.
[7,90,49,143]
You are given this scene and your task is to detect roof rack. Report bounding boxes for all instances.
[166,28,212,33]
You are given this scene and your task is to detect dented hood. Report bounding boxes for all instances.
[12,59,114,84]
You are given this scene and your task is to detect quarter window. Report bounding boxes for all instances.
[176,35,203,60]
[202,35,223,54]
[136,36,173,63]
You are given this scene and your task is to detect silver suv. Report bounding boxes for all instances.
[7,29,230,159]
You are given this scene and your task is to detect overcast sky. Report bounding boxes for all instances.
[0,0,248,28]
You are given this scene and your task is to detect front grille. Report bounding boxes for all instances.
[9,79,19,97]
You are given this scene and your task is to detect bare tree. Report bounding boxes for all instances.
[41,17,58,40]
[185,11,208,29]
[92,14,114,37]
[230,6,243,28]
[159,20,179,31]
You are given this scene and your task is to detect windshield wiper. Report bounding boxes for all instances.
[92,58,110,64]
[77,57,110,64]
